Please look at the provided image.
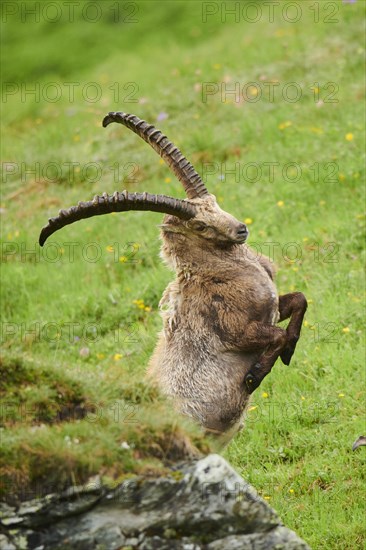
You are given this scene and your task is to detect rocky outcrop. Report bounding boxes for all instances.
[0,454,310,549]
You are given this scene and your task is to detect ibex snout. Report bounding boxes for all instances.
[235,223,249,243]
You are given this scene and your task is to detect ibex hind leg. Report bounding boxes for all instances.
[243,325,287,394]
[278,292,307,365]
[242,293,307,393]
[234,322,287,393]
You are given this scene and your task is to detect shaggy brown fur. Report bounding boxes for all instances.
[148,195,307,438]
[39,112,307,440]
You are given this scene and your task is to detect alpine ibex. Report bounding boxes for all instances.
[39,112,307,439]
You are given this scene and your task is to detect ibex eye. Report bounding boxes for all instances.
[194,223,205,231]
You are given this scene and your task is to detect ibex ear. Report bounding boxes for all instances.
[158,224,183,234]
[158,214,186,233]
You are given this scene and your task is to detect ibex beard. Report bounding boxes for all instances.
[39,112,307,441]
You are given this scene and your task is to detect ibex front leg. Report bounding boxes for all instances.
[242,291,307,394]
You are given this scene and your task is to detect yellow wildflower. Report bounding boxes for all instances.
[119,256,128,263]
[262,392,269,398]
[310,127,323,134]
[248,406,258,411]
[342,327,350,333]
[248,86,258,97]
[275,29,286,38]
[244,218,253,225]
[114,353,123,361]
[106,245,114,253]
[277,200,284,207]
[278,121,292,130]
[338,393,345,398]
[345,133,354,141]
[165,177,171,184]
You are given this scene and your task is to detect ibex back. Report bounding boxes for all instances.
[39,112,307,439]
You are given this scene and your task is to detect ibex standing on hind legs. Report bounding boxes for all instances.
[39,112,307,440]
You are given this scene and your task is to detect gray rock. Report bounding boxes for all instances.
[207,527,311,549]
[0,534,16,550]
[0,454,310,549]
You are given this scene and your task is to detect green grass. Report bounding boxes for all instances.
[1,1,365,548]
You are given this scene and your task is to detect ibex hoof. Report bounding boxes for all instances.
[280,348,294,365]
[244,363,263,394]
[244,374,255,393]
[280,335,299,365]
[280,337,298,365]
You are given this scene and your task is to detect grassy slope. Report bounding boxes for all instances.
[1,1,365,548]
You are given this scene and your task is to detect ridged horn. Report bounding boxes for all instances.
[39,191,196,246]
[103,112,209,199]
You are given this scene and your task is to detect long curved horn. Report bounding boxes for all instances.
[103,112,209,199]
[39,191,196,246]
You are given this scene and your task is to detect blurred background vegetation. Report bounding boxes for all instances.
[1,1,365,548]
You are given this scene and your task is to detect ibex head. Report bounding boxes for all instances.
[161,195,248,247]
[39,112,248,247]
